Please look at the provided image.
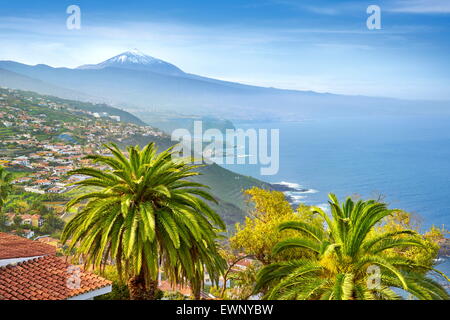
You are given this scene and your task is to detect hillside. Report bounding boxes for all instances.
[0,67,97,103]
[0,88,273,227]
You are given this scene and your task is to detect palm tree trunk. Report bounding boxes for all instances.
[147,279,159,300]
[128,274,147,300]
[190,278,202,300]
[193,289,201,300]
[127,274,159,300]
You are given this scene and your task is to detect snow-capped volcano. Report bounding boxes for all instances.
[101,49,165,66]
[77,49,185,75]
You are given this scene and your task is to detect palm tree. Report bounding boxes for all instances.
[62,143,226,299]
[255,194,449,300]
[0,165,13,209]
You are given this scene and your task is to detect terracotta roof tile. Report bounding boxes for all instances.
[0,255,111,300]
[0,232,56,259]
[158,280,192,296]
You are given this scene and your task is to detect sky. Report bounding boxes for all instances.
[0,0,449,100]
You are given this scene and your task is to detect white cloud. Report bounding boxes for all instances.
[267,0,343,15]
[302,5,340,16]
[389,0,450,13]
[0,12,447,100]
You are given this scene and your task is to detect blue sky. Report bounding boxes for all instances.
[0,0,449,99]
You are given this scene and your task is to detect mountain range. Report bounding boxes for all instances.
[1,49,449,121]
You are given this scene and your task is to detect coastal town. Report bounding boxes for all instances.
[0,88,166,238]
[0,87,164,195]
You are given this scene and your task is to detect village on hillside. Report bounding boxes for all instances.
[0,88,165,239]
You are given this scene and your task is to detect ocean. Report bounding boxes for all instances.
[221,115,450,282]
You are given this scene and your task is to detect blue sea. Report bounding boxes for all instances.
[221,115,450,282]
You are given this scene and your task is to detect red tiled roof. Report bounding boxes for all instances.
[0,232,56,260]
[0,255,111,300]
[36,236,60,247]
[235,258,253,268]
[20,214,41,220]
[158,280,192,296]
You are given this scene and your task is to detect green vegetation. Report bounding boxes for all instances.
[193,164,271,228]
[41,95,147,126]
[2,150,449,300]
[1,88,448,300]
[0,165,13,231]
[0,190,65,237]
[254,194,449,300]
[0,127,15,137]
[3,88,146,126]
[93,266,131,300]
[62,143,226,299]
[230,188,323,265]
[0,166,13,208]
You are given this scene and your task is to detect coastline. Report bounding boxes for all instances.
[270,181,318,205]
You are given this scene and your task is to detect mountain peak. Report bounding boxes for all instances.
[77,49,184,75]
[127,48,144,54]
[108,49,158,64]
